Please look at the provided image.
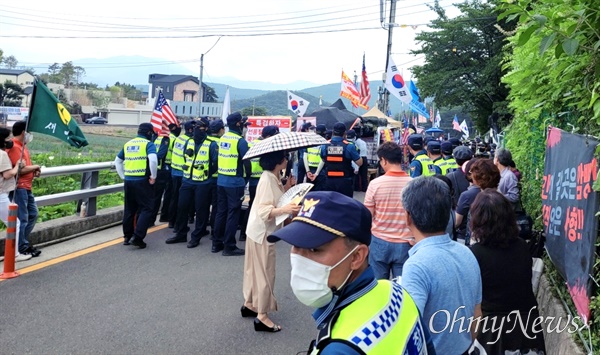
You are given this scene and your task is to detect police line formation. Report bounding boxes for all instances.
[114,112,544,354]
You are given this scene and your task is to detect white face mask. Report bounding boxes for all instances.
[290,245,358,308]
[25,132,33,144]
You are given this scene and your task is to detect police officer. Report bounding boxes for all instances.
[165,117,218,248]
[408,134,435,178]
[168,120,196,228]
[304,124,326,191]
[150,129,172,224]
[296,122,313,183]
[155,123,181,223]
[206,120,225,241]
[213,112,250,256]
[321,122,362,198]
[439,141,459,175]
[114,123,157,249]
[239,125,280,241]
[427,141,443,175]
[267,191,435,354]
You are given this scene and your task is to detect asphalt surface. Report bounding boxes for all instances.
[0,226,318,354]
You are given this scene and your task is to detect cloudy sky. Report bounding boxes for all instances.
[0,0,460,86]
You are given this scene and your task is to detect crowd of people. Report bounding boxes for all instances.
[114,114,544,354]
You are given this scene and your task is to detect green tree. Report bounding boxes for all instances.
[240,106,267,116]
[410,0,512,132]
[48,63,61,75]
[87,90,111,108]
[0,81,24,106]
[203,85,218,103]
[60,61,76,87]
[3,55,18,69]
[0,49,3,64]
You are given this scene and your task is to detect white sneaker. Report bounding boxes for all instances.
[15,254,32,262]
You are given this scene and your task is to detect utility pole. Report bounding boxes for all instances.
[379,0,397,115]
[197,53,204,117]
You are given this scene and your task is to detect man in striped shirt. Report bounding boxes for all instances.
[363,142,413,280]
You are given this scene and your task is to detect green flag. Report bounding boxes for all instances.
[28,79,89,148]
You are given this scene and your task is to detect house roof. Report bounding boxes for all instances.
[0,69,33,76]
[148,74,200,85]
[23,86,34,95]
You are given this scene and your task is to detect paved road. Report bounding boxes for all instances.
[0,226,317,354]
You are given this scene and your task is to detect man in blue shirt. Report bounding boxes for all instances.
[320,122,362,198]
[401,176,482,354]
[114,123,158,249]
[213,112,251,256]
[268,191,435,354]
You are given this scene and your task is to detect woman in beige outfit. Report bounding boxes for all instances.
[242,150,300,332]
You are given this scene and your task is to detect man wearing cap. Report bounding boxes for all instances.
[401,176,482,354]
[304,124,327,191]
[156,123,181,223]
[346,129,369,192]
[447,146,473,210]
[438,141,459,175]
[426,141,443,175]
[407,134,435,178]
[214,112,250,256]
[165,118,218,248]
[150,126,175,225]
[168,120,196,229]
[115,122,158,249]
[268,191,435,354]
[239,125,280,242]
[206,120,225,241]
[320,122,362,198]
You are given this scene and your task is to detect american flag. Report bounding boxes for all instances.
[453,114,462,131]
[359,54,371,109]
[150,91,178,135]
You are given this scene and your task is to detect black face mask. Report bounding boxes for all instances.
[194,128,207,142]
[4,140,13,149]
[171,127,182,136]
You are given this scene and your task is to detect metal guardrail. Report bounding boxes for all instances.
[35,161,123,216]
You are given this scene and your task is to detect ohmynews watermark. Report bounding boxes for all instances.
[429,306,585,345]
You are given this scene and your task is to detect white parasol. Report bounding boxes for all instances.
[243,132,329,160]
[275,183,314,225]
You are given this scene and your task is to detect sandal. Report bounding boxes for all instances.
[253,318,282,333]
[241,306,258,318]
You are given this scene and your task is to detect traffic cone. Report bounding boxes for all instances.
[1,203,20,279]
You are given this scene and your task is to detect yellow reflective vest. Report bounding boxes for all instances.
[441,157,459,175]
[415,153,436,177]
[218,131,243,176]
[171,134,193,172]
[165,132,177,165]
[311,281,428,355]
[249,138,263,178]
[306,146,322,168]
[183,139,212,182]
[123,137,150,177]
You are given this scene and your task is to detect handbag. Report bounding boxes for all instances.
[514,183,533,240]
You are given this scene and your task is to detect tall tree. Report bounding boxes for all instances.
[0,82,24,106]
[74,66,86,85]
[203,85,218,103]
[3,55,18,69]
[0,49,4,64]
[410,0,511,132]
[60,61,76,87]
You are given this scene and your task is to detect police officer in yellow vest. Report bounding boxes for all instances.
[150,125,176,224]
[427,141,443,175]
[213,112,251,256]
[205,119,225,240]
[114,123,158,249]
[154,123,181,223]
[239,125,280,241]
[268,191,435,354]
[165,117,218,248]
[320,122,362,198]
[167,120,196,229]
[304,124,327,191]
[408,134,436,178]
[439,141,459,175]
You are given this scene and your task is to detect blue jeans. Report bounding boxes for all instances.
[368,235,411,280]
[11,188,38,253]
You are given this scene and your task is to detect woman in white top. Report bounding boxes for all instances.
[241,150,300,333]
[0,127,28,262]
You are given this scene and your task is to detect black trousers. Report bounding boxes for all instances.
[354,159,369,192]
[239,184,257,237]
[174,182,212,242]
[213,185,244,251]
[123,179,154,240]
[152,169,172,222]
[324,177,354,198]
[168,175,193,225]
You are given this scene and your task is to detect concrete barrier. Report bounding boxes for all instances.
[0,206,123,254]
[536,274,586,355]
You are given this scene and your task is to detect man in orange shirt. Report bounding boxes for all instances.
[363,142,412,279]
[7,121,41,257]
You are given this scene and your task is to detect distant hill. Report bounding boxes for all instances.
[231,91,330,116]
[206,82,269,102]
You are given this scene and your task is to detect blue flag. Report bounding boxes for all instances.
[408,81,429,119]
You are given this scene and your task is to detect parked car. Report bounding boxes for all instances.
[85,116,108,124]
